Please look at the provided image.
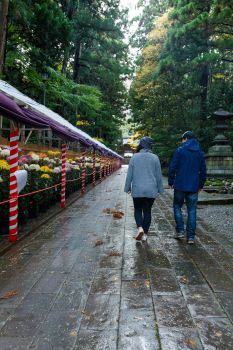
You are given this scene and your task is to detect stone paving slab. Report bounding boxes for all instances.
[0,167,233,349]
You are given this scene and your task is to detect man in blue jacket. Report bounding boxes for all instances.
[168,131,206,244]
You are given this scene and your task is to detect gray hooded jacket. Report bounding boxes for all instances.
[124,149,164,198]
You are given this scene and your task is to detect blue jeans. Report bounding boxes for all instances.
[133,197,155,234]
[173,190,198,240]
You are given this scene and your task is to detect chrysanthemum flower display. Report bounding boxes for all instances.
[28,152,39,162]
[28,164,40,171]
[47,151,60,158]
[41,174,51,179]
[38,165,53,173]
[0,147,101,225]
[0,148,10,158]
[0,160,10,170]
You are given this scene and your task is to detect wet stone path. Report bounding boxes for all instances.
[0,167,233,349]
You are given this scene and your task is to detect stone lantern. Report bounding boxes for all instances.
[206,107,233,178]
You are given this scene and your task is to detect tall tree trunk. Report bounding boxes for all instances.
[0,0,9,74]
[73,40,82,82]
[61,52,69,74]
[200,64,209,122]
[200,4,211,124]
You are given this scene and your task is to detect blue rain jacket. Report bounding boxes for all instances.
[168,139,206,192]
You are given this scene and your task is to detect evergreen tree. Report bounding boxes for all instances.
[2,0,129,150]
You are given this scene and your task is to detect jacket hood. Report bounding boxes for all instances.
[139,137,154,150]
[182,138,200,152]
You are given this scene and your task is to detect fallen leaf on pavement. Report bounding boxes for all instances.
[103,208,124,219]
[180,276,189,284]
[0,290,18,299]
[109,251,122,256]
[214,331,222,337]
[132,281,140,288]
[112,210,124,216]
[184,338,197,347]
[112,211,124,219]
[144,280,150,288]
[84,315,92,320]
[70,330,77,337]
[95,239,104,246]
[80,309,92,320]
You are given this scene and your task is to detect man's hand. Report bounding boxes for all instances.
[127,191,131,194]
[198,188,202,193]
[169,185,173,189]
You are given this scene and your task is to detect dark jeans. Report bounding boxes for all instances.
[133,197,155,234]
[173,190,198,240]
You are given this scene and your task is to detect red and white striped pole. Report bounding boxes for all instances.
[92,149,96,187]
[107,158,110,176]
[9,128,19,242]
[109,159,112,174]
[104,157,107,178]
[99,155,102,181]
[81,149,86,194]
[61,143,67,208]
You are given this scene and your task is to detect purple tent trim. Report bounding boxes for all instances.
[0,90,123,158]
[0,93,48,129]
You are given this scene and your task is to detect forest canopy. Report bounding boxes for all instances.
[0,0,130,150]
[129,0,233,162]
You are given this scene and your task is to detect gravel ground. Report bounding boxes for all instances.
[198,205,233,249]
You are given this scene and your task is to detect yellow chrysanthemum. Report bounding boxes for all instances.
[41,174,51,179]
[38,166,53,173]
[0,160,10,170]
[47,151,60,158]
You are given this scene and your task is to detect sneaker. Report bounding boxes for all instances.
[142,234,148,242]
[135,227,144,241]
[174,231,185,239]
[187,239,195,244]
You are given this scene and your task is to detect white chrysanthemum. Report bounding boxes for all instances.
[29,164,40,171]
[31,154,39,162]
[43,157,50,162]
[0,149,10,157]
[53,167,61,173]
[21,164,29,170]
[0,175,3,183]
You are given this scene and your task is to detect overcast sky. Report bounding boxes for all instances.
[120,0,141,38]
[120,0,139,20]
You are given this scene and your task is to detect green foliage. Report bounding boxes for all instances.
[130,0,233,162]
[3,0,129,149]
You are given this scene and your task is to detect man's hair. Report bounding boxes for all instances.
[181,131,196,140]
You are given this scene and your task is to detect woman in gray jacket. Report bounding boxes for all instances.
[124,137,164,242]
